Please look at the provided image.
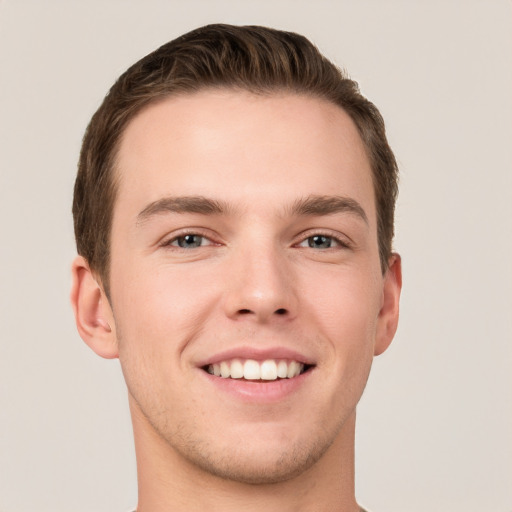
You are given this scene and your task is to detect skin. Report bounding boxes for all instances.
[71,90,401,512]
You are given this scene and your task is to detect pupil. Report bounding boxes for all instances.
[179,234,202,248]
[310,235,331,248]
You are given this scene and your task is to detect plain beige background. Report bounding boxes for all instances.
[1,1,511,511]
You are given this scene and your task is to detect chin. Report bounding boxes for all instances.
[170,428,333,485]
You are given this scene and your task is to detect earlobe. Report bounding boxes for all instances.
[374,253,402,356]
[70,256,118,359]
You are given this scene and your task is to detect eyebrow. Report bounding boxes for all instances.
[136,196,229,224]
[136,194,368,225]
[289,195,368,224]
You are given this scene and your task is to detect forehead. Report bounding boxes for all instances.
[114,90,375,222]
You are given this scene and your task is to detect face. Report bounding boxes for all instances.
[108,90,399,484]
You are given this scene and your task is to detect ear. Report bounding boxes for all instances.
[374,253,402,356]
[70,256,118,359]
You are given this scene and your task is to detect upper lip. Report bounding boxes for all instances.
[196,346,315,368]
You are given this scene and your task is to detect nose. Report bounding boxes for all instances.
[223,242,298,323]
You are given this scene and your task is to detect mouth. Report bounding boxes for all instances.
[202,358,314,381]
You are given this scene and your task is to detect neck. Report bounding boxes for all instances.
[130,397,360,512]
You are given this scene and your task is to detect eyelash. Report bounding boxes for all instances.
[294,230,352,250]
[159,229,218,249]
[160,229,351,251]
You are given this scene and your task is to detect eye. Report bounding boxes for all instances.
[297,234,348,249]
[169,234,210,249]
[307,235,334,249]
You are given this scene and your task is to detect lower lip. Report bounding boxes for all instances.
[199,369,313,403]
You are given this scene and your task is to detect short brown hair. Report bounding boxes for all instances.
[73,23,398,296]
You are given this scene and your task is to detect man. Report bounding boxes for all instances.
[70,24,401,512]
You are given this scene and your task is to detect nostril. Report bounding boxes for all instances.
[234,308,289,317]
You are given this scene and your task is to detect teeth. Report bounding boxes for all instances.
[207,359,305,381]
[277,360,288,378]
[220,361,230,378]
[230,359,244,379]
[260,360,277,380]
[243,359,261,380]
[287,361,301,378]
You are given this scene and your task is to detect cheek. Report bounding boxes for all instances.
[112,267,213,410]
[304,260,381,315]
[298,263,382,357]
[112,261,222,357]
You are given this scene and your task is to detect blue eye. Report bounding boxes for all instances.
[296,234,349,250]
[307,235,334,249]
[172,234,205,248]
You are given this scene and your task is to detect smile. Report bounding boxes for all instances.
[205,359,310,381]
